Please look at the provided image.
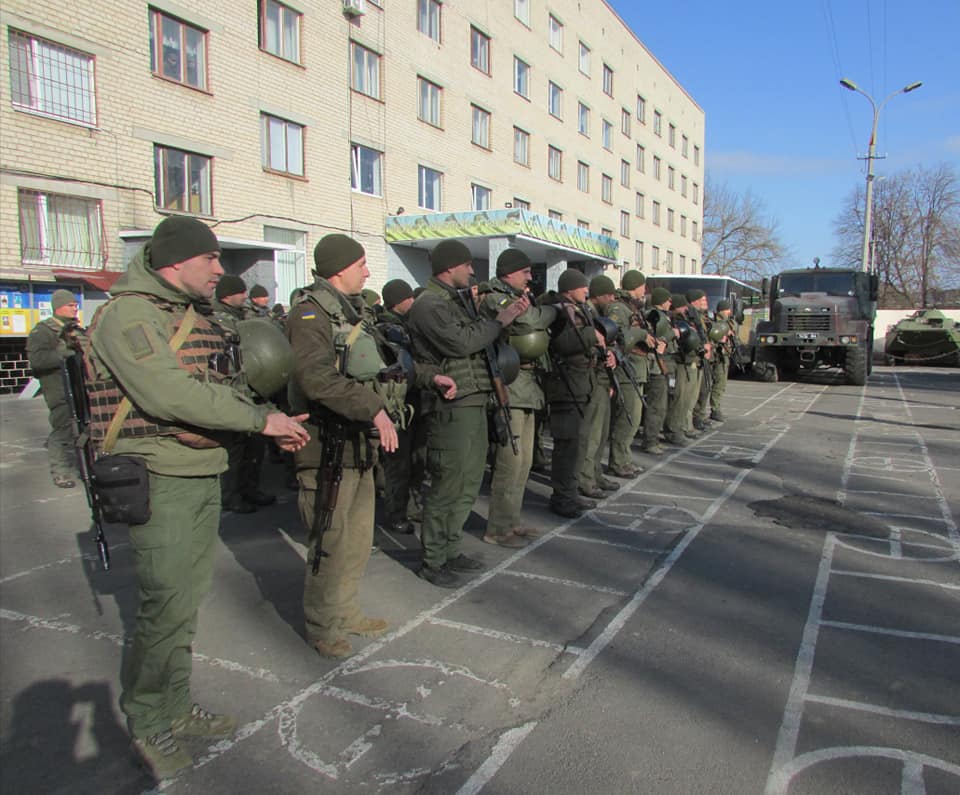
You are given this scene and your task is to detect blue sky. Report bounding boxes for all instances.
[610,0,960,268]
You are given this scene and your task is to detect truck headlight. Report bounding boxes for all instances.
[840,335,857,344]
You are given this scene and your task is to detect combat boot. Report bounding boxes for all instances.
[132,730,193,781]
[578,485,605,499]
[447,553,485,572]
[171,703,237,738]
[417,564,461,589]
[549,500,583,519]
[343,616,389,637]
[483,531,529,548]
[314,637,353,658]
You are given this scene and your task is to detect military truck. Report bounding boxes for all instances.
[753,267,878,385]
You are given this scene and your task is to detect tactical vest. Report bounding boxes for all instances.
[83,294,233,449]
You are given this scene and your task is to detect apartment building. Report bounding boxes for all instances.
[0,0,703,393]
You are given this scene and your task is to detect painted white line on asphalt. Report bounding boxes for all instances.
[743,382,796,416]
[455,721,538,795]
[658,472,726,483]
[804,694,960,725]
[843,489,930,497]
[426,617,575,653]
[277,526,308,559]
[829,570,960,590]
[819,619,960,645]
[501,569,630,597]
[628,491,714,501]
[862,512,950,523]
[558,534,664,554]
[0,542,129,584]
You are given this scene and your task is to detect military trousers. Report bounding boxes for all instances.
[665,362,698,439]
[486,407,536,537]
[46,399,78,479]
[609,381,644,469]
[710,356,729,414]
[578,380,610,490]
[420,405,488,570]
[549,403,585,508]
[298,466,374,644]
[641,374,669,448]
[693,359,712,425]
[120,473,220,739]
[688,364,705,430]
[221,432,266,504]
[381,416,427,525]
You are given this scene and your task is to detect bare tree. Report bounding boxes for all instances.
[832,164,960,307]
[700,178,786,281]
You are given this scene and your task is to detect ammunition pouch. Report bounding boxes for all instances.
[91,455,151,525]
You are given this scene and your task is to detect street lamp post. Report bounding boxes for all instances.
[839,78,922,273]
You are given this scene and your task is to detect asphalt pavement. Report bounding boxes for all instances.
[1,366,958,794]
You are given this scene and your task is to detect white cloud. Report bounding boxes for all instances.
[708,151,847,177]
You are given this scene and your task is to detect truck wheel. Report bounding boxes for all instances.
[845,345,868,385]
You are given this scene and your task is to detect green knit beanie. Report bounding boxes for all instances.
[589,274,616,298]
[672,293,689,308]
[249,284,269,299]
[382,279,414,309]
[686,288,706,303]
[621,270,646,290]
[557,269,589,293]
[716,299,731,312]
[215,274,247,300]
[496,248,531,276]
[150,216,220,270]
[51,289,76,310]
[430,240,472,275]
[313,233,365,278]
[650,287,672,306]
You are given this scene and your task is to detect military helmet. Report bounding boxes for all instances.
[708,323,728,344]
[495,342,521,384]
[673,319,700,354]
[509,330,550,361]
[238,318,295,398]
[593,316,619,345]
[623,327,648,350]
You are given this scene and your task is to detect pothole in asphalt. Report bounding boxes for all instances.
[748,494,890,537]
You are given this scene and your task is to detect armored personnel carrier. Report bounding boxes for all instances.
[884,309,960,366]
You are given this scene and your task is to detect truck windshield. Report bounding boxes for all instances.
[778,272,856,297]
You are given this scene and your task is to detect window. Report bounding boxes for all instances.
[680,254,686,274]
[417,0,441,42]
[350,42,380,99]
[578,219,590,230]
[694,144,700,166]
[17,189,104,268]
[682,135,689,158]
[652,200,661,226]
[601,227,613,238]
[691,258,698,273]
[636,144,645,173]
[653,156,661,181]
[621,108,631,137]
[578,102,590,136]
[635,192,644,218]
[155,145,211,214]
[260,1,300,63]
[651,245,660,270]
[549,209,563,221]
[547,146,562,181]
[470,27,490,74]
[471,105,491,149]
[513,197,530,211]
[548,81,563,119]
[264,226,307,303]
[577,161,589,192]
[513,57,530,98]
[514,0,530,26]
[471,183,491,211]
[148,11,206,90]
[601,119,612,150]
[601,173,612,203]
[261,114,304,176]
[636,94,646,123]
[681,174,688,198]
[513,127,530,165]
[620,159,630,188]
[653,110,662,136]
[620,210,629,237]
[578,41,590,75]
[665,250,674,272]
[668,166,675,190]
[691,220,698,241]
[667,208,675,232]
[680,215,687,237]
[692,182,699,205]
[350,143,382,196]
[602,63,613,96]
[668,123,676,149]
[549,15,563,52]
[635,241,643,267]
[418,165,442,210]
[417,76,441,126]
[8,29,96,125]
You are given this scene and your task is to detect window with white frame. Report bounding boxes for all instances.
[636,144,645,173]
[514,126,530,165]
[418,165,442,210]
[653,109,662,136]
[417,76,441,125]
[578,219,589,229]
[691,258,697,273]
[667,207,675,231]
[682,134,689,158]
[470,27,490,74]
[665,250,673,272]
[549,15,563,52]
[679,254,686,273]
[17,189,104,269]
[513,197,530,211]
[260,0,300,63]
[471,183,491,211]
[621,108,630,137]
[601,173,612,203]
[155,145,211,214]
[668,166,675,190]
[547,146,562,181]
[261,113,304,176]
[514,0,530,26]
[691,220,698,241]
[680,215,687,237]
[578,40,590,75]
[350,143,382,196]
[578,101,590,136]
[620,210,629,237]
[513,56,529,98]
[635,191,644,218]
[636,94,646,123]
[681,174,688,197]
[350,42,380,99]
[548,81,563,118]
[577,161,589,192]
[601,226,613,238]
[651,200,660,226]
[620,159,630,188]
[417,0,441,42]
[692,181,699,204]
[653,156,661,181]
[635,240,643,267]
[602,63,613,96]
[471,104,491,149]
[693,144,700,165]
[651,245,660,270]
[264,225,307,303]
[148,10,207,90]
[668,123,676,148]
[8,29,97,125]
[601,119,612,150]
[549,209,563,221]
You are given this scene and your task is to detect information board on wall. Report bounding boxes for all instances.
[0,285,84,336]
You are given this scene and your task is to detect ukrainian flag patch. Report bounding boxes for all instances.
[301,311,317,320]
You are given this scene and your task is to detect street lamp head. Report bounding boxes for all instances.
[840,78,858,91]
[903,81,922,93]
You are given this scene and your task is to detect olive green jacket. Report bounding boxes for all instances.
[89,244,270,476]
[606,291,651,384]
[27,315,80,409]
[543,296,599,405]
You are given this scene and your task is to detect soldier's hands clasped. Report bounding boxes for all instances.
[262,412,310,451]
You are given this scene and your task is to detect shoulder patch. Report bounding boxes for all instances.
[122,323,155,360]
[300,311,317,320]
